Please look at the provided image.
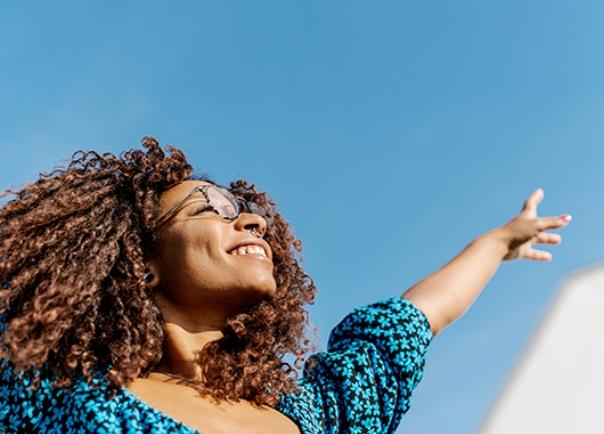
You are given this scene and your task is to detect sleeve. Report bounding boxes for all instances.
[278,297,432,434]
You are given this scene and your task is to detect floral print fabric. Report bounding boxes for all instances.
[0,297,432,433]
[279,297,432,433]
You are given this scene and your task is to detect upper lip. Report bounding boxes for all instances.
[226,238,272,259]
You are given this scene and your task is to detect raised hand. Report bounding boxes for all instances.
[498,188,571,261]
[403,187,571,335]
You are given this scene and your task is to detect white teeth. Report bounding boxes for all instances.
[230,244,267,257]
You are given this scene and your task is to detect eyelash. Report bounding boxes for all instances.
[194,206,218,215]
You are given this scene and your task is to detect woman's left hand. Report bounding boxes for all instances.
[495,188,571,262]
[403,188,571,336]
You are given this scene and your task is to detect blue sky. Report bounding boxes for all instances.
[1,2,603,433]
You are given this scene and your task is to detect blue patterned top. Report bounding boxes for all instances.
[0,297,432,433]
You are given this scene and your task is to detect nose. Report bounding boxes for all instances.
[233,212,268,238]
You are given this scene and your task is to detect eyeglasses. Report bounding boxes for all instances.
[155,184,267,229]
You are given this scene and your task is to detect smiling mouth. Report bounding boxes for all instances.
[227,244,269,258]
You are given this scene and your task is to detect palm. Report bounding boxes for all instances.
[502,189,569,262]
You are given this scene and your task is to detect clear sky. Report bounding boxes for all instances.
[1,2,603,433]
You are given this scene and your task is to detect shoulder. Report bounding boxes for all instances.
[0,361,194,433]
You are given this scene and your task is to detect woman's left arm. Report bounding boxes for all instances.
[403,188,571,336]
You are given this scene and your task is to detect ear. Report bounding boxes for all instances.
[144,262,161,289]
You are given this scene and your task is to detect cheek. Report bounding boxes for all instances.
[153,223,276,302]
[155,227,222,285]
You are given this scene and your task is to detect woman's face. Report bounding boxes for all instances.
[148,180,276,318]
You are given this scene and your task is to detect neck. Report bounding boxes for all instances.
[152,292,229,381]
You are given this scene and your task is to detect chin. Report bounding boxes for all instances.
[249,278,278,298]
[238,267,276,291]
[237,277,277,305]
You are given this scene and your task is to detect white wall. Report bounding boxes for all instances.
[479,264,604,434]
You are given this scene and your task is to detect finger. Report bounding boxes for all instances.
[536,215,572,231]
[522,188,544,216]
[534,232,562,245]
[523,248,553,262]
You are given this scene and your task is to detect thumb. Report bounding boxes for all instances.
[521,188,544,216]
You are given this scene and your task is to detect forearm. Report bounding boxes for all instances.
[402,229,508,336]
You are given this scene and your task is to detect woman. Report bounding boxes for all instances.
[0,137,570,433]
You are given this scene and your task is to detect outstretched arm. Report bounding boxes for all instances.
[402,189,571,336]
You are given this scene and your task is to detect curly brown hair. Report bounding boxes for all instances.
[0,137,317,406]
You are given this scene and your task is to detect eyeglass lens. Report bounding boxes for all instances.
[206,185,241,219]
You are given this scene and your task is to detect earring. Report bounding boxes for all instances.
[144,273,155,284]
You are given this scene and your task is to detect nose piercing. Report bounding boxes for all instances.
[250,227,263,238]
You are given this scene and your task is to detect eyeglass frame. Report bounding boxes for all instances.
[155,183,264,230]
